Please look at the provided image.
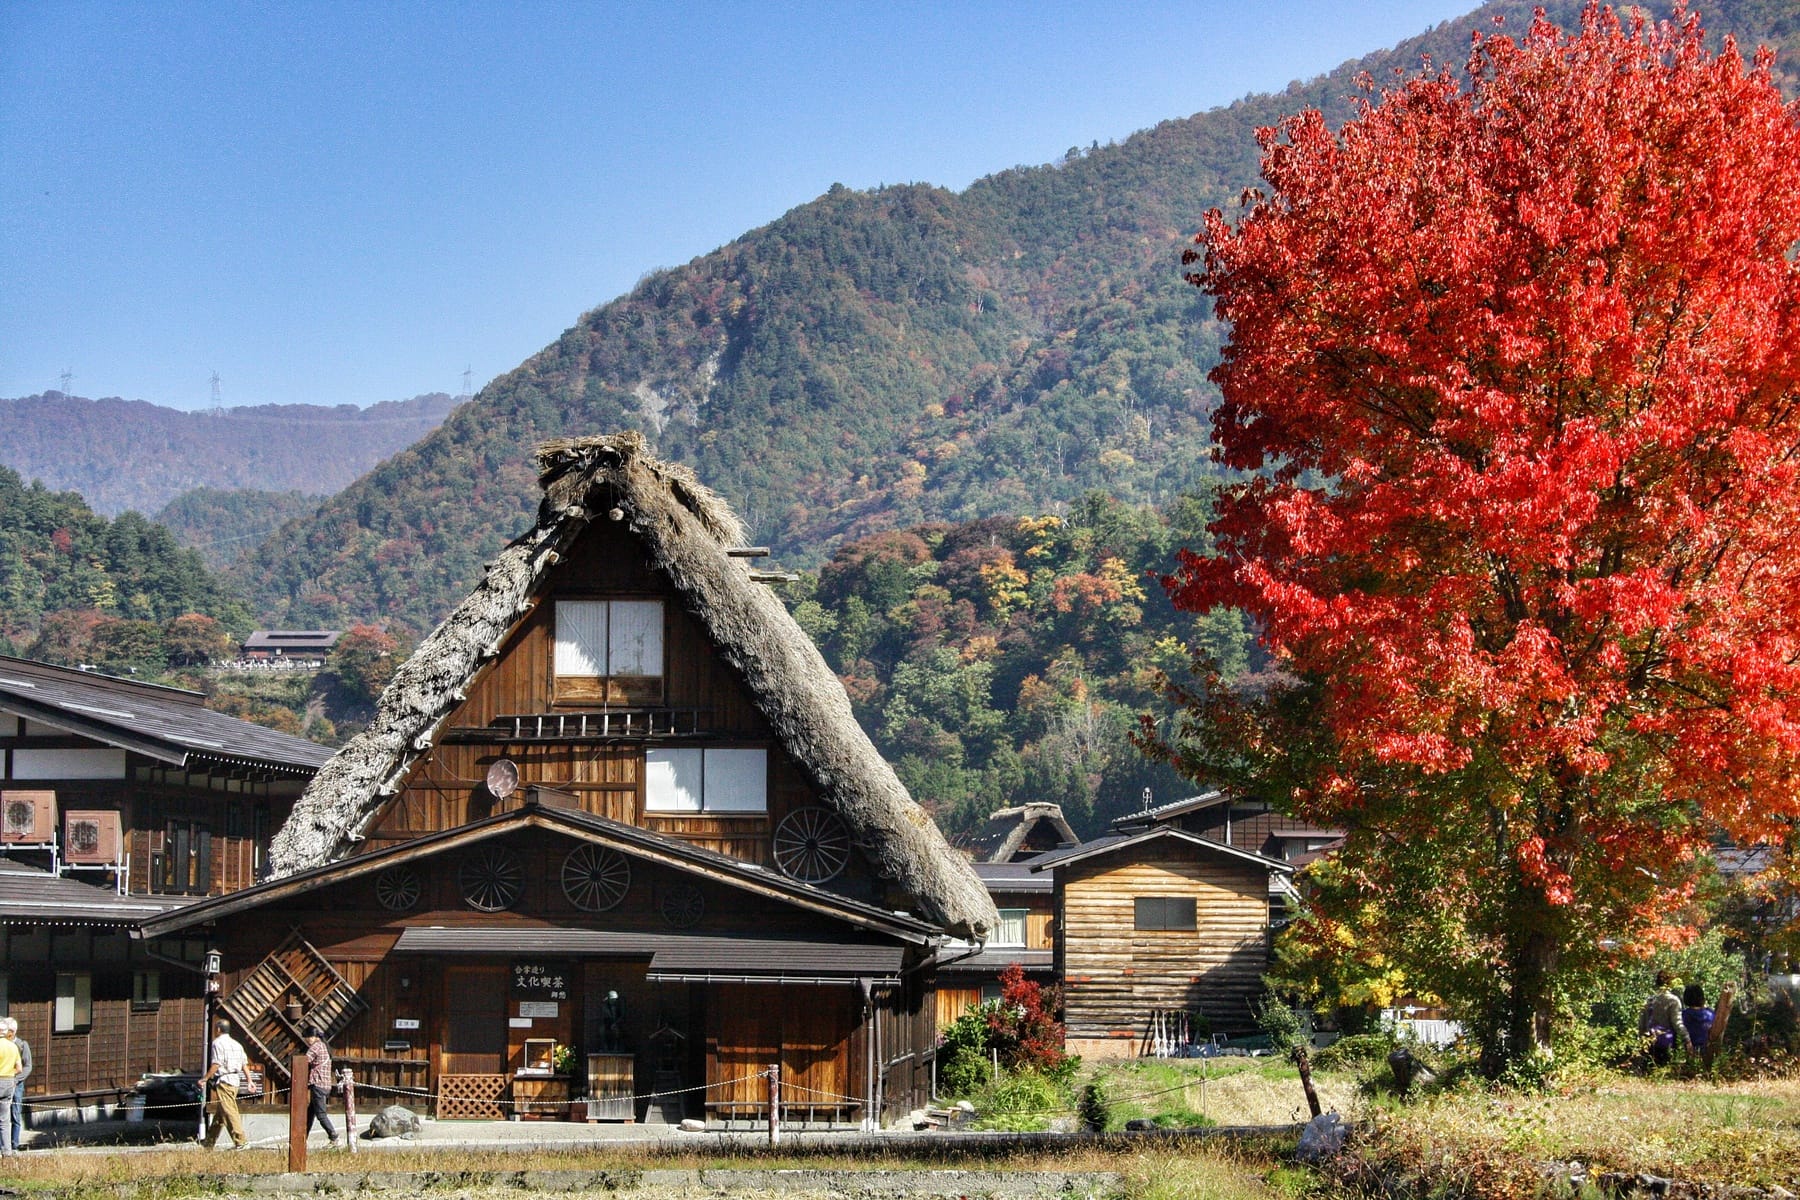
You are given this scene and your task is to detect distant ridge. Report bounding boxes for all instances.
[0,391,461,516]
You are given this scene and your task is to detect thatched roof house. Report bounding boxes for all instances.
[270,432,995,941]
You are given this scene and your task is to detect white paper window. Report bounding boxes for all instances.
[608,601,663,675]
[555,600,663,678]
[12,748,128,780]
[644,748,766,813]
[993,908,1028,947]
[554,601,608,677]
[55,971,92,1032]
[645,749,704,812]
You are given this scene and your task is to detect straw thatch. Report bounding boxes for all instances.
[268,432,996,941]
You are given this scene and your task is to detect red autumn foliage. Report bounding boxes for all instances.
[985,963,1067,1075]
[1164,4,1800,1068]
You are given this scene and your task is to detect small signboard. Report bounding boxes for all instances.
[511,961,570,1001]
[509,1017,534,1028]
[519,1001,559,1019]
[393,1018,421,1030]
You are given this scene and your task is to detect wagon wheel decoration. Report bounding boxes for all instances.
[375,865,422,912]
[561,845,631,912]
[459,847,524,912]
[772,807,852,884]
[660,883,705,929]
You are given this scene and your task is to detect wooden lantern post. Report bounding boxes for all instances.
[288,1054,308,1173]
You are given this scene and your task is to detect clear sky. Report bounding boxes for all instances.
[2,1,1478,411]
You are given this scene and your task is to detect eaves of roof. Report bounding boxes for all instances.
[1028,826,1293,874]
[137,799,939,943]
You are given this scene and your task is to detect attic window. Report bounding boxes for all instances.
[645,748,766,814]
[555,600,664,703]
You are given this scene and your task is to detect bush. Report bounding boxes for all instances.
[1255,995,1306,1055]
[1313,1031,1399,1072]
[967,1068,1070,1132]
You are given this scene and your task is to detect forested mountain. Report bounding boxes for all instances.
[794,493,1258,840]
[0,391,459,516]
[232,0,1798,637]
[0,465,251,664]
[155,488,325,569]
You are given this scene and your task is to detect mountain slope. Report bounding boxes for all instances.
[0,392,459,516]
[239,0,1794,632]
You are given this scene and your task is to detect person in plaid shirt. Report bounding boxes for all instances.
[303,1022,341,1148]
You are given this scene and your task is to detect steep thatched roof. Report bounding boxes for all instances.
[966,802,1080,863]
[268,432,996,940]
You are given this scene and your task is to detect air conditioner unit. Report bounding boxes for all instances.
[1,790,56,843]
[63,809,123,865]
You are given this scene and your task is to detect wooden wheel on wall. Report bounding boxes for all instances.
[376,865,421,912]
[773,807,851,884]
[561,845,630,912]
[459,847,524,912]
[660,883,705,929]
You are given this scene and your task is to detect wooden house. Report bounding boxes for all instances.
[1113,790,1342,869]
[935,803,1072,1026]
[0,656,332,1116]
[240,630,342,665]
[1030,827,1291,1058]
[140,433,995,1127]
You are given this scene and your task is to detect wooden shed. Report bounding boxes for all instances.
[1031,827,1290,1059]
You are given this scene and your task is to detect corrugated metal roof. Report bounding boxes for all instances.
[935,947,1054,974]
[0,655,333,773]
[973,862,1053,894]
[0,859,193,924]
[243,631,341,651]
[392,926,903,982]
[1110,790,1227,830]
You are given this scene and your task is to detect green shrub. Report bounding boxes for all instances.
[967,1067,1071,1131]
[1314,1031,1399,1072]
[1255,995,1306,1054]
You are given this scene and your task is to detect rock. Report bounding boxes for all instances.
[365,1105,422,1140]
[956,1099,976,1112]
[678,1118,706,1132]
[1124,1118,1157,1132]
[1767,1188,1795,1200]
[1296,1111,1349,1164]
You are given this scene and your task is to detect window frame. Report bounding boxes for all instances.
[644,747,768,815]
[54,971,93,1033]
[553,598,666,704]
[1133,895,1197,933]
[991,907,1028,948]
[133,969,162,1012]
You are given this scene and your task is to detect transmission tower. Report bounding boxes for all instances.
[58,368,73,396]
[461,365,473,399]
[210,371,223,410]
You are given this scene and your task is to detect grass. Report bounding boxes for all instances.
[1348,1069,1800,1195]
[1083,1055,1358,1130]
[0,1140,1285,1200]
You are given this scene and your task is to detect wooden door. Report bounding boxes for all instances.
[441,965,506,1075]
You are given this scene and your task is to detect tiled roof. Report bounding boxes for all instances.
[0,859,192,925]
[0,655,333,773]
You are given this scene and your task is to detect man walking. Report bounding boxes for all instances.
[303,1022,341,1148]
[0,1016,21,1158]
[201,1016,249,1149]
[1,1018,30,1152]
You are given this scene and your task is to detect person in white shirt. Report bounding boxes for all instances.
[201,1017,249,1149]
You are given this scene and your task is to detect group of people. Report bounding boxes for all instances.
[201,1016,341,1151]
[0,1017,33,1157]
[1639,970,1717,1067]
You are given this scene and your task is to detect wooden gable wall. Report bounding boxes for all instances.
[1057,847,1271,1048]
[362,518,854,874]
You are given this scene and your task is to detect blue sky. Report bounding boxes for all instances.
[1,1,1477,411]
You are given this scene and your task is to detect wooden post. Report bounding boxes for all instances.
[1293,1045,1323,1119]
[340,1067,358,1155]
[1704,983,1735,1073]
[767,1062,780,1147]
[288,1055,308,1173]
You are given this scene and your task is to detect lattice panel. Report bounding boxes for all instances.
[437,1073,509,1120]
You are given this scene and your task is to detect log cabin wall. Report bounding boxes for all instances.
[1057,849,1272,1057]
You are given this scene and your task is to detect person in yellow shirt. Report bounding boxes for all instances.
[0,1019,21,1158]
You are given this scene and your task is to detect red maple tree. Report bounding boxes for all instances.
[1160,4,1800,1068]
